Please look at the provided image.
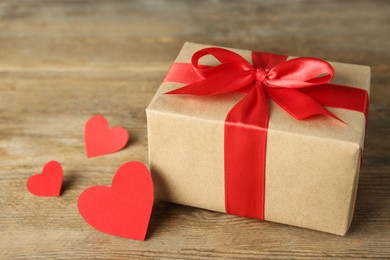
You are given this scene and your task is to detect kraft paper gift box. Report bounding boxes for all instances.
[146,42,370,235]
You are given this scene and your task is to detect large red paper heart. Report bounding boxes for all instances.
[77,161,154,241]
[85,115,129,158]
[26,161,63,196]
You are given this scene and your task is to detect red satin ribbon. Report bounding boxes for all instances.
[164,47,369,220]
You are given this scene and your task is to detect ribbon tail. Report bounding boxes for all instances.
[166,71,253,96]
[300,84,369,120]
[301,83,369,164]
[266,87,344,122]
[163,63,204,84]
[224,86,269,220]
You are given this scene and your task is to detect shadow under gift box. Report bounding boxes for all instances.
[146,42,370,235]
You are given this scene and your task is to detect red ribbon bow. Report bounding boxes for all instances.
[164,47,368,220]
[167,47,342,126]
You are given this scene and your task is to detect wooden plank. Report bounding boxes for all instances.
[0,1,388,69]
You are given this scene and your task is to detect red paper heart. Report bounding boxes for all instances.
[77,161,154,241]
[26,161,63,196]
[85,115,129,158]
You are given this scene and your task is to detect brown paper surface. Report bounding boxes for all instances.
[146,42,370,235]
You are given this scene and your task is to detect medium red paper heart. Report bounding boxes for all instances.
[85,115,129,158]
[77,161,154,241]
[26,161,63,196]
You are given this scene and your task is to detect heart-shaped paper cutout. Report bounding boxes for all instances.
[26,161,63,196]
[85,115,129,158]
[77,161,154,241]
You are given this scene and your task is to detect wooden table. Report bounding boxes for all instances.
[1,1,389,259]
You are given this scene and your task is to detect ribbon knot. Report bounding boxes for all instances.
[255,68,268,83]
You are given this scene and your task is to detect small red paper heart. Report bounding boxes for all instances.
[26,161,63,196]
[77,161,154,241]
[85,115,129,158]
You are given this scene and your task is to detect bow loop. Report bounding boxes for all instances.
[192,47,252,79]
[265,57,334,88]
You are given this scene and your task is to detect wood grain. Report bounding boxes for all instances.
[0,0,389,259]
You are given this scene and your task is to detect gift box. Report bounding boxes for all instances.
[146,42,370,235]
